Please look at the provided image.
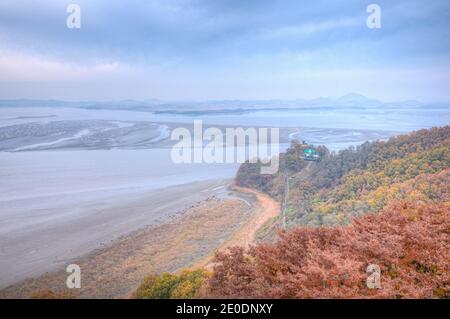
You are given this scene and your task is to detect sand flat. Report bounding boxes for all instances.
[0,179,233,289]
[0,188,256,298]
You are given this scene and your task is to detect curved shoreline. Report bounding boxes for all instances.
[0,182,279,299]
[0,179,233,291]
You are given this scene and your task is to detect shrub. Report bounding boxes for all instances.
[134,270,208,299]
[30,289,76,299]
[207,201,449,298]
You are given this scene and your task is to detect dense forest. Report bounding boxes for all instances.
[135,126,449,299]
[237,126,449,238]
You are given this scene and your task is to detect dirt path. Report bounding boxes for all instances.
[191,186,280,270]
[223,186,280,247]
[0,185,280,298]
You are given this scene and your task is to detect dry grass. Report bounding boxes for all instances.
[191,186,280,270]
[0,197,250,299]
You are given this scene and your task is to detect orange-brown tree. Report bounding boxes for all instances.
[207,201,449,298]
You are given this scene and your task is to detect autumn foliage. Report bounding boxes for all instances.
[237,126,450,232]
[206,201,449,298]
[136,127,449,299]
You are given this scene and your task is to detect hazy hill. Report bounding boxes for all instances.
[1,95,444,114]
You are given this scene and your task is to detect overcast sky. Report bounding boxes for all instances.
[0,0,449,101]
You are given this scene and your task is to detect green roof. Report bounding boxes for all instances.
[304,148,317,155]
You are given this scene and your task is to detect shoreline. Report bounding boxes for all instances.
[0,183,279,299]
[0,179,235,290]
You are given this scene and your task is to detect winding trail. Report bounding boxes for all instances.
[190,185,281,270]
[0,183,280,298]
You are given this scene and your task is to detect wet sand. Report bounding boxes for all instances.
[0,186,258,298]
[0,179,235,289]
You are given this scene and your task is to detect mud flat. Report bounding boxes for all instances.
[0,186,256,298]
[0,179,239,290]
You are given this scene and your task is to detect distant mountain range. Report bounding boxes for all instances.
[0,94,448,114]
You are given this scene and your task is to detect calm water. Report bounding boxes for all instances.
[2,106,449,131]
[149,107,449,131]
[0,106,448,200]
